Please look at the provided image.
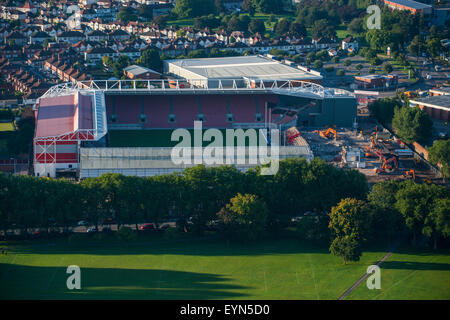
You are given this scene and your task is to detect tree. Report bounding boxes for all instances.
[274,18,291,37]
[348,18,363,34]
[311,19,336,40]
[112,55,131,78]
[328,198,371,264]
[214,0,224,14]
[289,22,306,38]
[248,18,265,35]
[173,0,216,19]
[117,7,137,23]
[254,0,282,14]
[137,48,162,72]
[296,213,330,244]
[426,37,442,60]
[368,180,405,242]
[343,59,351,67]
[313,60,323,69]
[330,234,363,264]
[428,139,450,178]
[424,198,450,249]
[395,182,432,246]
[408,35,422,57]
[368,98,401,125]
[138,5,153,21]
[102,56,113,68]
[217,193,268,241]
[383,63,393,74]
[392,106,433,144]
[227,16,241,32]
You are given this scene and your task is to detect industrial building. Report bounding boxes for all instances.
[163,55,323,88]
[383,0,433,16]
[409,95,450,122]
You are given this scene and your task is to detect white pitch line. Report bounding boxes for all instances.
[308,254,320,300]
[262,263,267,292]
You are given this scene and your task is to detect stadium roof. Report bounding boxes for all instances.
[430,87,450,95]
[410,95,450,111]
[384,0,432,10]
[165,55,323,81]
[36,93,94,138]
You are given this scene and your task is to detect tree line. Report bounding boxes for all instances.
[0,158,368,236]
[321,180,449,263]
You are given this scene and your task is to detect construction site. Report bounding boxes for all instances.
[285,123,443,185]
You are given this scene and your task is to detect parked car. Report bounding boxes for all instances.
[140,223,156,231]
[87,227,98,233]
[159,223,171,230]
[77,220,88,226]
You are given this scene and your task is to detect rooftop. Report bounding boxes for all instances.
[410,95,450,111]
[165,55,322,81]
[384,0,432,9]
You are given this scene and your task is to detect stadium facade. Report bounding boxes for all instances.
[34,56,356,178]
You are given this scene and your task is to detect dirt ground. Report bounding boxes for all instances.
[298,122,442,185]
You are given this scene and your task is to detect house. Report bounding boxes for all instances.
[313,37,337,50]
[342,36,358,52]
[84,46,117,64]
[109,29,130,41]
[29,31,51,44]
[17,1,38,14]
[123,64,161,79]
[86,30,108,42]
[5,31,27,45]
[56,31,85,44]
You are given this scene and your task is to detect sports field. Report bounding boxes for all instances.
[1,237,449,300]
[0,122,14,132]
[108,129,269,148]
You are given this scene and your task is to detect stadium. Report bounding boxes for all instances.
[33,56,357,178]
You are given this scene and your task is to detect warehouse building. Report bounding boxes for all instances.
[409,95,450,122]
[163,55,323,89]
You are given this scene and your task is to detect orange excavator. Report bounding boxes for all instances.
[405,169,415,181]
[319,128,338,140]
[374,155,398,174]
[364,136,377,157]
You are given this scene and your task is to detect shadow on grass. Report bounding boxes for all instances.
[0,263,250,299]
[381,261,450,271]
[5,237,332,257]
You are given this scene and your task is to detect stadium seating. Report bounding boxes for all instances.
[77,93,93,130]
[142,95,171,129]
[171,95,200,128]
[106,95,141,124]
[105,93,280,129]
[199,95,230,128]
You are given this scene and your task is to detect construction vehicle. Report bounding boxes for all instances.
[285,127,302,145]
[319,128,338,140]
[405,169,415,181]
[374,156,398,174]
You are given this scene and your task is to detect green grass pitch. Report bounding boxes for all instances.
[108,129,270,148]
[0,237,449,300]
